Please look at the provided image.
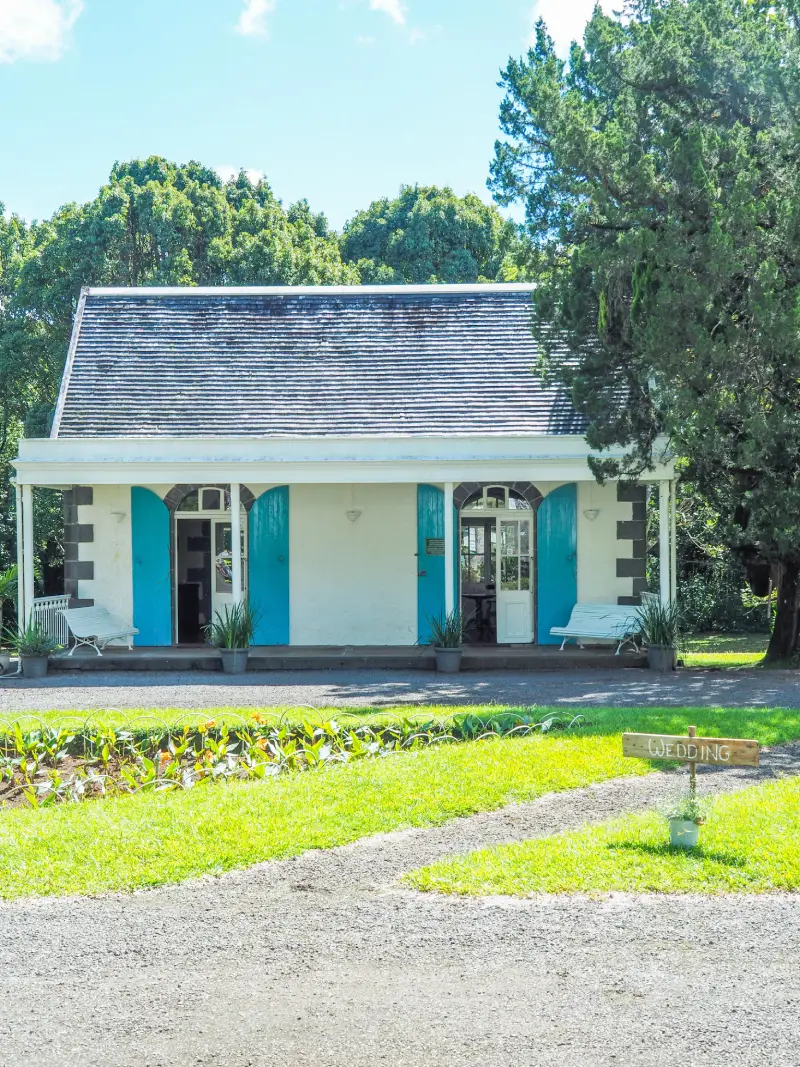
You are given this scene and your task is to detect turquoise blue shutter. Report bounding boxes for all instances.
[248,486,290,645]
[131,486,172,646]
[537,483,578,644]
[417,484,446,643]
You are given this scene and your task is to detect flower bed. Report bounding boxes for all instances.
[0,711,585,809]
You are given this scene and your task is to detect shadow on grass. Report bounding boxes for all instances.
[607,841,748,868]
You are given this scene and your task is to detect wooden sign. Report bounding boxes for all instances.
[622,731,759,768]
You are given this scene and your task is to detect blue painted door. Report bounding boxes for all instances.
[248,486,290,645]
[537,483,577,644]
[417,484,445,643]
[131,486,172,646]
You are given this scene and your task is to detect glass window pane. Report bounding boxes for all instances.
[501,521,518,555]
[202,488,221,511]
[215,523,233,592]
[520,521,530,555]
[520,556,531,591]
[462,491,485,509]
[508,491,532,510]
[501,556,519,591]
[178,490,198,512]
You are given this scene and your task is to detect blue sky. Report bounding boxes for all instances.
[0,0,593,228]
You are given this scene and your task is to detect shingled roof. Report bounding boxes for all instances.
[51,285,587,439]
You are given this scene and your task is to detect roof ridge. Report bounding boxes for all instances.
[86,283,536,298]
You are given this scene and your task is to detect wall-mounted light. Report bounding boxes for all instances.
[345,510,362,523]
[583,508,600,521]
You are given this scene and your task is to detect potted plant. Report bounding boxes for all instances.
[7,620,60,679]
[0,565,18,673]
[428,610,464,673]
[666,793,705,849]
[637,595,681,672]
[206,601,259,674]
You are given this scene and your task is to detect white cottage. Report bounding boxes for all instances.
[12,284,676,652]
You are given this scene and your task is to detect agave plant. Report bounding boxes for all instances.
[427,610,464,648]
[205,601,260,649]
[636,596,682,648]
[6,619,61,657]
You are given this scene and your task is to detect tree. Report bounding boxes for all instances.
[490,0,800,660]
[341,184,526,283]
[0,158,359,581]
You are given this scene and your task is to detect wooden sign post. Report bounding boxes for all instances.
[623,725,759,806]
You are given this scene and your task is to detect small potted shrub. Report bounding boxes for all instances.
[428,610,464,674]
[207,601,259,674]
[667,793,705,849]
[637,596,681,672]
[8,620,61,679]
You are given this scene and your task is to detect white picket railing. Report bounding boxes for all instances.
[31,595,71,648]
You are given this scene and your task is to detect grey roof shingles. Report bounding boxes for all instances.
[52,285,587,439]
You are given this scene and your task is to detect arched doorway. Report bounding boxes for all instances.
[167,484,254,644]
[457,483,542,645]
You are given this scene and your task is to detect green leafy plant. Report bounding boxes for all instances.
[637,597,682,649]
[6,620,60,657]
[0,566,18,648]
[205,601,260,649]
[666,793,706,824]
[427,610,464,648]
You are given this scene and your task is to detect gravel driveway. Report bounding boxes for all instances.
[1,745,798,1066]
[1,666,800,712]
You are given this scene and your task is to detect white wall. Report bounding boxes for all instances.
[77,484,134,624]
[289,484,418,645]
[576,481,633,603]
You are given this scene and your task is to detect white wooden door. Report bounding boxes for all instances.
[210,519,246,620]
[496,518,533,643]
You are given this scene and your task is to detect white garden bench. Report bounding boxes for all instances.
[60,606,139,656]
[550,604,642,654]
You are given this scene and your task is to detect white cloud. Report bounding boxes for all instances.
[0,0,83,63]
[408,26,425,44]
[215,165,265,186]
[529,0,607,57]
[355,34,376,45]
[370,0,406,26]
[236,0,276,38]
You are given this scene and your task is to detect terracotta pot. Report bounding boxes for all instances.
[434,647,463,674]
[648,645,677,672]
[20,654,48,679]
[219,648,249,674]
[669,818,700,848]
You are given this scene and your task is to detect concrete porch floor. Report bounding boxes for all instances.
[47,644,647,673]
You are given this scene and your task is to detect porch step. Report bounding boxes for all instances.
[48,645,646,672]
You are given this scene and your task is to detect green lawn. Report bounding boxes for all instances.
[405,777,800,896]
[1,705,797,900]
[682,632,767,668]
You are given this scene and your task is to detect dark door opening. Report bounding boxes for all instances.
[460,518,497,644]
[176,518,212,644]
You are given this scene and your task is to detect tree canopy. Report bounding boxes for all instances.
[341,184,526,283]
[0,161,520,591]
[491,0,800,659]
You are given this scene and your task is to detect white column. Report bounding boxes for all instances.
[444,482,455,616]
[658,480,670,603]
[15,483,25,631]
[22,484,34,626]
[669,479,677,604]
[230,482,242,605]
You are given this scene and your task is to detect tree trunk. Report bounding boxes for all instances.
[765,559,800,662]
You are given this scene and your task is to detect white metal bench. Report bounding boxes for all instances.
[550,604,642,654]
[60,606,139,656]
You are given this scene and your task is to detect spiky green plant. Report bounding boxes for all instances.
[205,601,260,649]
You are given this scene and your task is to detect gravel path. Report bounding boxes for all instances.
[1,665,800,711]
[1,744,798,1066]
